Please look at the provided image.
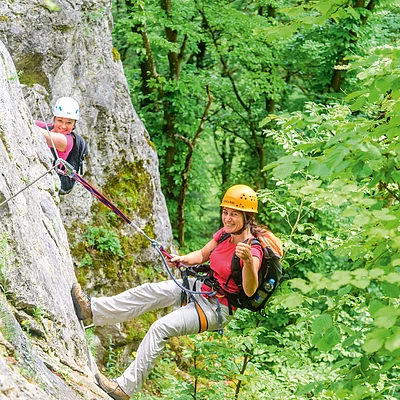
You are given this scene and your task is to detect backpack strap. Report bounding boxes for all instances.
[218,231,231,244]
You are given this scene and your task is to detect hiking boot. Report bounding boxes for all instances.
[71,283,92,321]
[95,373,130,400]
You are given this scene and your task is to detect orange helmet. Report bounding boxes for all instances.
[220,185,258,213]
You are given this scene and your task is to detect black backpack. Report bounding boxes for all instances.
[51,132,89,195]
[217,232,285,312]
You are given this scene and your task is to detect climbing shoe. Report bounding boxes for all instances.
[95,373,130,400]
[71,283,92,321]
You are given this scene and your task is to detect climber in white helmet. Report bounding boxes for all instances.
[35,96,80,160]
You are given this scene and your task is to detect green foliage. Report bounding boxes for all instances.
[33,306,44,323]
[104,334,125,378]
[110,1,400,398]
[84,226,124,257]
[43,0,60,12]
[259,43,400,399]
[85,327,97,360]
[112,0,398,249]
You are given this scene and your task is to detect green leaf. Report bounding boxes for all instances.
[350,95,366,111]
[316,326,341,351]
[296,382,316,396]
[337,285,352,297]
[299,181,322,195]
[384,272,400,283]
[381,282,400,298]
[346,6,360,20]
[308,160,331,177]
[345,89,368,101]
[363,329,387,353]
[324,145,350,172]
[350,275,370,289]
[312,314,332,333]
[372,209,397,221]
[280,6,305,17]
[353,214,371,226]
[373,306,400,328]
[290,278,313,293]
[375,77,392,94]
[259,115,277,127]
[280,292,304,309]
[368,300,386,316]
[381,359,398,372]
[385,333,400,352]
[331,358,350,370]
[342,335,358,348]
[273,163,297,179]
[331,270,352,286]
[368,269,385,279]
[313,1,333,16]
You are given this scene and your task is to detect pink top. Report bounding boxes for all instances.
[201,228,263,308]
[35,120,74,160]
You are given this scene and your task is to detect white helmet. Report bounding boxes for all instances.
[52,97,80,120]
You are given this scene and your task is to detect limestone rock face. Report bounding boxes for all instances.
[0,39,108,399]
[0,0,174,397]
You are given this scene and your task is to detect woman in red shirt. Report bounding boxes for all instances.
[72,185,266,400]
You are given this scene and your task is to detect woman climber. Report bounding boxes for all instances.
[71,184,266,400]
[35,96,80,159]
[35,96,88,194]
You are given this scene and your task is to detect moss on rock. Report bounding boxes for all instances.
[14,54,49,89]
[111,47,121,62]
[69,159,159,290]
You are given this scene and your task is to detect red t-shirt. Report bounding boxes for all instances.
[35,120,74,160]
[201,228,263,308]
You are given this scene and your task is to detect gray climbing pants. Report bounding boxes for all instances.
[91,278,233,395]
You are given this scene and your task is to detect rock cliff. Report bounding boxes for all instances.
[0,0,174,398]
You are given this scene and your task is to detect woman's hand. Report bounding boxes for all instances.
[236,242,260,297]
[163,239,218,268]
[164,254,181,268]
[235,242,252,263]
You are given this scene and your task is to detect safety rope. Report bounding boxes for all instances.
[0,163,60,208]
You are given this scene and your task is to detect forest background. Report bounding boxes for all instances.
[102,0,400,399]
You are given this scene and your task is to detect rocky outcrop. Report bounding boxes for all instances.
[0,0,174,398]
[0,38,107,399]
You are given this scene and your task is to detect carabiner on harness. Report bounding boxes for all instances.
[54,158,76,177]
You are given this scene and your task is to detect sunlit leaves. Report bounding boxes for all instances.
[280,292,306,309]
[385,332,400,352]
[362,328,388,353]
[289,267,400,294]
